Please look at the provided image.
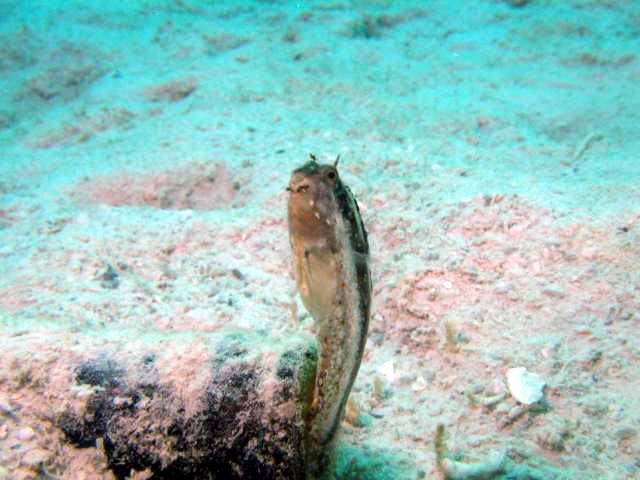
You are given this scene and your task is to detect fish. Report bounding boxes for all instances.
[287,154,371,470]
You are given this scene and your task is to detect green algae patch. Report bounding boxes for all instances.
[329,442,414,480]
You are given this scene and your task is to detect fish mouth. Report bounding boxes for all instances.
[287,181,311,194]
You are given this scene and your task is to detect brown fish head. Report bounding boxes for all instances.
[287,156,341,242]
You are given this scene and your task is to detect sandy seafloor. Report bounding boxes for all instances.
[0,0,639,478]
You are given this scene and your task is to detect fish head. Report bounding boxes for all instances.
[287,155,341,241]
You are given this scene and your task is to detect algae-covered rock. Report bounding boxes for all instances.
[0,320,318,480]
[57,332,317,479]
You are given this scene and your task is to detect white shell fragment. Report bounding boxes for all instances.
[411,375,428,392]
[378,360,396,383]
[506,367,546,405]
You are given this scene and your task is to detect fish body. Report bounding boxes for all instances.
[287,156,371,468]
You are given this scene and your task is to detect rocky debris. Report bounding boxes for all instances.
[436,424,571,480]
[536,418,573,452]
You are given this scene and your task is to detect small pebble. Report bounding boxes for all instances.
[370,409,385,418]
[72,384,95,399]
[541,285,565,299]
[21,448,52,468]
[368,330,385,347]
[0,394,14,417]
[100,264,120,289]
[16,427,35,441]
[469,383,485,395]
[230,268,245,280]
[498,404,529,429]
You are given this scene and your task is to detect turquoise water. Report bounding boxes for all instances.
[0,1,638,479]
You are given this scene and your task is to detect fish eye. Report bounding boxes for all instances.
[326,169,337,180]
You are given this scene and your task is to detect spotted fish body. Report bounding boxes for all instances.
[287,156,371,468]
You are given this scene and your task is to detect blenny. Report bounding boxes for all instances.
[287,154,371,471]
